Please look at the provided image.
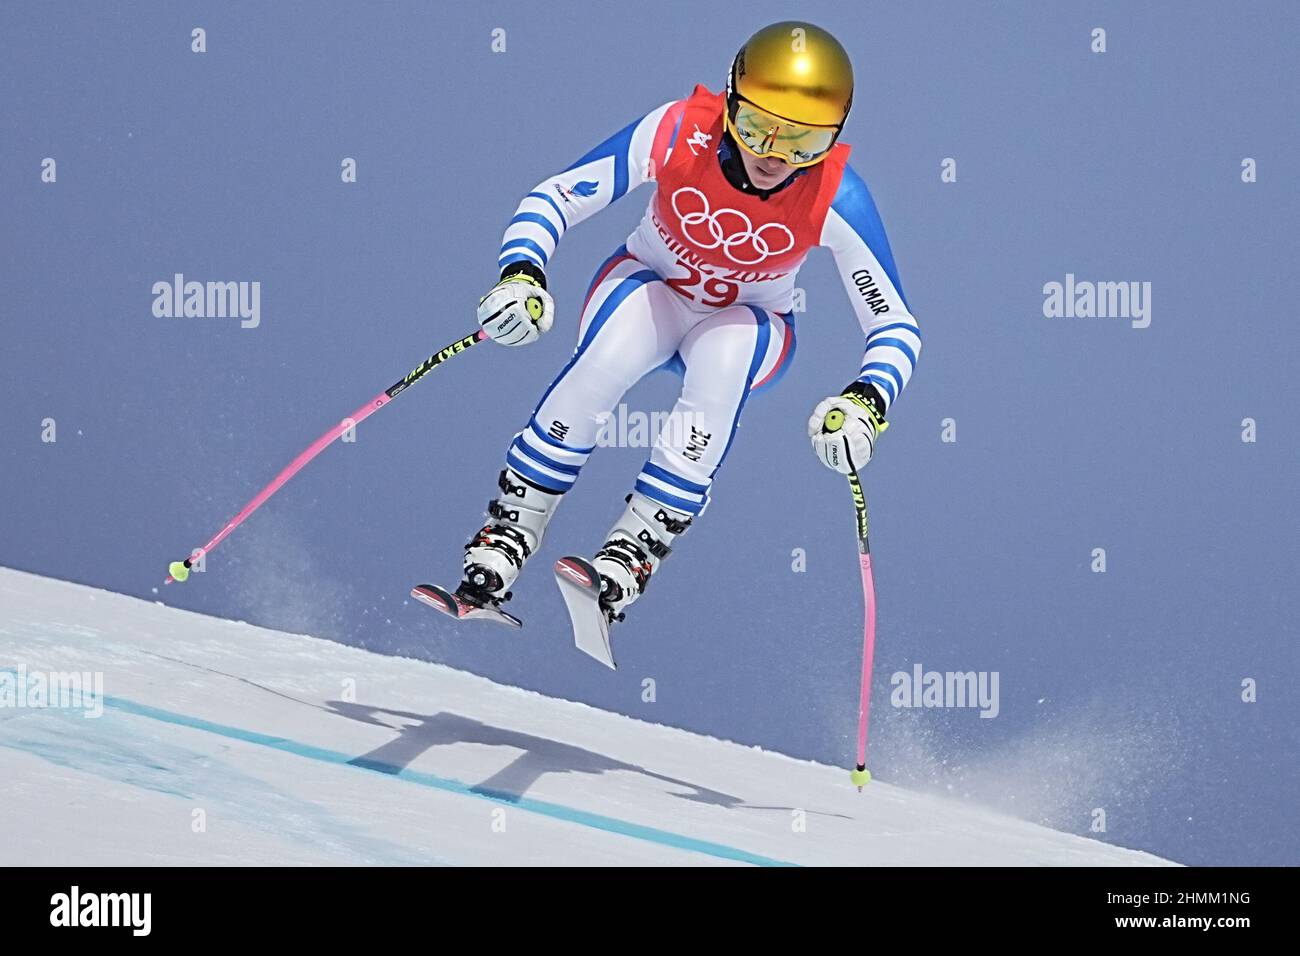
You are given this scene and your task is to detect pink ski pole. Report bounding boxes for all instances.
[164,329,487,584]
[820,408,880,790]
[846,469,877,790]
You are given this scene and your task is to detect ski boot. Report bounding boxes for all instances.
[554,491,692,667]
[413,468,563,626]
[461,467,564,604]
[592,491,692,620]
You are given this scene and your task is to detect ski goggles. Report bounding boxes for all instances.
[727,98,841,168]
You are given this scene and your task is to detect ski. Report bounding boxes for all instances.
[554,556,617,669]
[410,583,522,628]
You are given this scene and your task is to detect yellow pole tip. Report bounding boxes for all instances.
[168,561,190,582]
[849,767,871,788]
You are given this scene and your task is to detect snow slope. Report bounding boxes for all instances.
[0,568,1174,866]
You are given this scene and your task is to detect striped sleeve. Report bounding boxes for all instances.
[819,164,922,413]
[498,100,681,273]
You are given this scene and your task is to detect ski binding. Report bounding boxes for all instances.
[410,582,522,629]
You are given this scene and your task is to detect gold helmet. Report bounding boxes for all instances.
[725,21,854,168]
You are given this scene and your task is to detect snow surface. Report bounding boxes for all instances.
[0,568,1174,866]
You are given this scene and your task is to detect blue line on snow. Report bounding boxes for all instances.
[102,695,796,867]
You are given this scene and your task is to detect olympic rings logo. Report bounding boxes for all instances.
[670,187,795,265]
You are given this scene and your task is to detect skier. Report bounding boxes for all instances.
[420,21,921,652]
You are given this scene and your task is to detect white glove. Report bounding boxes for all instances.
[478,273,554,346]
[808,386,888,474]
